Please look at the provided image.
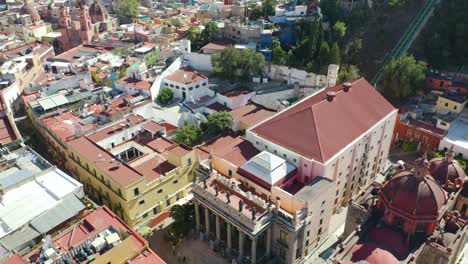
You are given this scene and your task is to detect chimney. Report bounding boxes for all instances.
[343,82,352,92]
[326,91,336,102]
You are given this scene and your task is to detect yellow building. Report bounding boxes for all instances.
[65,116,196,228]
[435,94,467,114]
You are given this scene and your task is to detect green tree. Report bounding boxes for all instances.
[170,204,195,240]
[388,0,407,8]
[248,3,263,20]
[264,0,279,17]
[206,111,233,135]
[186,26,200,43]
[330,42,341,65]
[211,47,265,80]
[144,48,160,68]
[201,21,219,44]
[273,45,288,65]
[157,87,174,105]
[381,55,427,98]
[333,21,347,41]
[422,0,468,68]
[318,41,331,73]
[338,64,360,83]
[114,0,140,19]
[174,123,203,147]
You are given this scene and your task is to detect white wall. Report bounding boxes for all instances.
[216,90,255,110]
[150,56,182,101]
[0,81,19,113]
[184,53,213,71]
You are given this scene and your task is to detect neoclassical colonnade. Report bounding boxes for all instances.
[194,201,272,263]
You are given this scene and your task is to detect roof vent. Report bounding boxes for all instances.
[343,82,352,92]
[326,91,336,102]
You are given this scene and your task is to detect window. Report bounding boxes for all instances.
[187,158,192,165]
[293,159,297,162]
[307,231,310,237]
[283,154,287,158]
[454,105,458,110]
[166,199,170,206]
[173,180,178,184]
[317,228,322,235]
[189,87,193,90]
[153,207,159,215]
[142,212,148,218]
[118,189,122,196]
[445,102,449,107]
[304,164,307,167]
[306,240,309,246]
[139,200,145,205]
[134,188,140,196]
[256,141,259,145]
[228,170,232,176]
[274,150,277,154]
[158,189,163,194]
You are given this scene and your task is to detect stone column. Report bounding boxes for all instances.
[251,237,257,264]
[239,231,245,259]
[266,227,272,257]
[205,207,210,237]
[215,214,221,241]
[227,222,232,254]
[195,202,200,231]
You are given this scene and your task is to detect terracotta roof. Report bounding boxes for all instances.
[145,137,175,153]
[165,68,207,84]
[40,110,97,141]
[116,76,153,90]
[160,122,177,133]
[222,89,253,98]
[230,103,275,128]
[3,254,27,264]
[68,137,142,186]
[168,144,192,157]
[251,78,396,162]
[201,43,227,51]
[198,134,259,167]
[133,157,176,184]
[142,120,164,134]
[206,102,231,112]
[0,116,17,145]
[87,114,145,143]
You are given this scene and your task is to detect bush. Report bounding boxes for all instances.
[174,123,203,147]
[157,88,174,105]
[401,141,417,152]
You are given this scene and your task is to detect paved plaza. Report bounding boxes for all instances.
[148,229,227,264]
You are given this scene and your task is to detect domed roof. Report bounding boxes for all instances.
[351,243,399,264]
[429,148,466,186]
[89,0,108,23]
[20,1,41,23]
[380,156,447,217]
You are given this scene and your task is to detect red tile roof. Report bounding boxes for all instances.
[165,68,207,84]
[148,211,172,228]
[145,137,175,153]
[160,122,177,134]
[201,43,227,51]
[28,206,150,263]
[251,78,396,162]
[168,144,192,157]
[116,76,153,90]
[40,110,97,141]
[3,254,27,264]
[198,134,259,167]
[230,103,275,128]
[87,114,145,142]
[142,120,164,134]
[133,157,176,184]
[0,116,17,144]
[68,137,142,186]
[206,102,231,112]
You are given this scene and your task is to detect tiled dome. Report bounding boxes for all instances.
[380,156,447,217]
[429,148,466,186]
[20,1,41,23]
